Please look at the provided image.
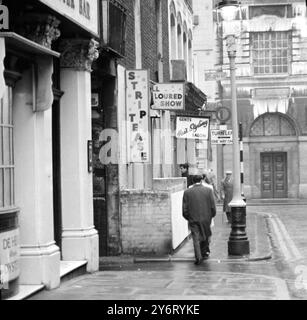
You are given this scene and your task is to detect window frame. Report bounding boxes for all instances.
[0,86,15,210]
[251,31,292,76]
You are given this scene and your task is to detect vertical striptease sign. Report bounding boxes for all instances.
[126,70,150,163]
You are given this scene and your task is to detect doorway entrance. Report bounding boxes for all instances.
[261,152,287,198]
[52,100,62,252]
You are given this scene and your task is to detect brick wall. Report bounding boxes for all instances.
[121,191,173,255]
[161,0,171,82]
[117,0,171,82]
[141,0,158,81]
[102,0,174,256]
[117,0,135,69]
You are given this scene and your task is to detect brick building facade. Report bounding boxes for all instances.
[92,0,207,256]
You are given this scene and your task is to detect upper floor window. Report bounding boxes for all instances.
[251,31,291,75]
[249,5,292,19]
[102,0,127,57]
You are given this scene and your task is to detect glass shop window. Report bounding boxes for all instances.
[0,86,14,209]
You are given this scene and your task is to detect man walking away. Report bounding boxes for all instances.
[182,175,216,265]
[221,171,233,224]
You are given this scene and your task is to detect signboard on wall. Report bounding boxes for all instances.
[126,70,150,163]
[152,83,185,110]
[205,70,227,81]
[38,0,99,36]
[211,129,233,144]
[176,117,210,140]
[0,229,20,284]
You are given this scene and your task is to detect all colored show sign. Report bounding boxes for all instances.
[176,117,210,140]
[126,70,150,163]
[152,83,185,110]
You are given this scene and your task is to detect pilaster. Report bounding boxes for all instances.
[59,39,99,272]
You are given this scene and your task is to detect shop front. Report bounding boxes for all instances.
[1,0,100,299]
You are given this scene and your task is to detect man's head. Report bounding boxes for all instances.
[226,170,232,176]
[180,163,189,174]
[202,174,210,184]
[193,175,203,184]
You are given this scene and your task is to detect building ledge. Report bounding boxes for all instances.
[0,32,61,58]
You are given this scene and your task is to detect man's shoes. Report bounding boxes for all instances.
[202,252,210,259]
[194,258,202,265]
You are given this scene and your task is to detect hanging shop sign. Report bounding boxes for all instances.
[211,129,233,145]
[152,83,185,110]
[176,116,210,140]
[38,0,99,36]
[126,70,150,163]
[0,229,20,285]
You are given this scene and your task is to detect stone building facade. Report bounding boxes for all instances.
[215,0,307,199]
[1,0,100,299]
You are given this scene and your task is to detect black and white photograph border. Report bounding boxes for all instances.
[1,0,307,307]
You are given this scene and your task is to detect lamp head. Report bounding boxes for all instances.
[216,0,240,22]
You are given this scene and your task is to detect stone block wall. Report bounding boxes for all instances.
[121,191,173,255]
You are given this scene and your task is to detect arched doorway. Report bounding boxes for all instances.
[248,112,299,199]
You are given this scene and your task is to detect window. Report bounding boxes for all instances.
[250,113,296,137]
[0,87,14,209]
[249,5,292,19]
[102,0,127,56]
[252,32,291,75]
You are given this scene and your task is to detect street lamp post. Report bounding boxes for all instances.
[215,0,250,256]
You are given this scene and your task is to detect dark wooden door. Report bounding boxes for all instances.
[261,153,287,198]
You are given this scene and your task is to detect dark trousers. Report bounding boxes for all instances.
[190,224,210,260]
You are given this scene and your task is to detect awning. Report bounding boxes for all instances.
[184,82,207,112]
[0,32,61,58]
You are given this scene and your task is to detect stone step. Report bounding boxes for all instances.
[59,261,88,284]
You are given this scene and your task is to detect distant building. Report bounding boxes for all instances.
[196,0,307,199]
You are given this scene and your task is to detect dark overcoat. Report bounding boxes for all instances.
[221,178,233,213]
[182,184,216,241]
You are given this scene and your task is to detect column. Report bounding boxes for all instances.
[59,39,99,272]
[12,15,61,289]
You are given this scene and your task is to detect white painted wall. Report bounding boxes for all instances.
[192,0,218,101]
[171,190,189,249]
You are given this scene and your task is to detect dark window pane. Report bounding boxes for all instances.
[108,1,127,56]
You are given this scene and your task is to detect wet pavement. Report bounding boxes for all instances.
[28,202,307,300]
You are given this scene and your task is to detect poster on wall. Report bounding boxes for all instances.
[0,229,20,285]
[176,116,210,140]
[152,83,185,110]
[126,70,150,163]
